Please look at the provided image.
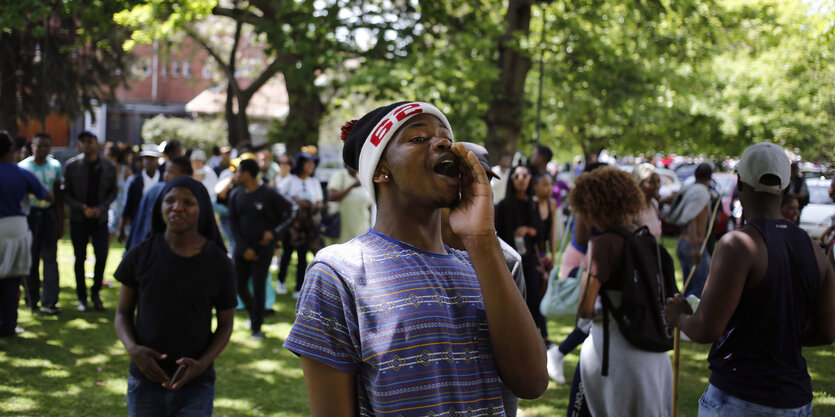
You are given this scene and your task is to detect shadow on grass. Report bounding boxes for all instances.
[2,237,835,416]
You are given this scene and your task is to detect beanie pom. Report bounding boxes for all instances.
[340,120,358,142]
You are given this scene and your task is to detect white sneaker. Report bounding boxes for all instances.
[546,345,566,384]
[292,291,300,300]
[275,281,288,295]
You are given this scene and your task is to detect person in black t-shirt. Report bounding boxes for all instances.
[228,159,297,340]
[114,177,236,417]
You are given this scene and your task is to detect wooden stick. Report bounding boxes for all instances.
[672,196,721,416]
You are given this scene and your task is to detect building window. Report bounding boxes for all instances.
[171,61,180,78]
[201,63,212,80]
[131,58,152,78]
[183,61,191,78]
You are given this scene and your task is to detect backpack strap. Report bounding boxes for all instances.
[600,291,611,376]
[596,226,644,377]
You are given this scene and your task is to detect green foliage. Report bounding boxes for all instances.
[357,0,833,162]
[345,1,505,142]
[140,115,228,152]
[684,0,835,160]
[0,0,134,135]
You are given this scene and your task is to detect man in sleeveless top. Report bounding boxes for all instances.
[665,142,835,416]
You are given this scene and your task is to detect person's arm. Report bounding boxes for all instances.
[22,168,50,202]
[328,173,360,202]
[269,190,299,239]
[801,237,835,346]
[53,178,64,238]
[665,230,754,343]
[97,162,118,214]
[62,163,84,209]
[577,242,599,319]
[573,214,590,249]
[549,199,557,259]
[167,308,234,390]
[121,177,140,225]
[312,178,324,211]
[227,190,251,251]
[300,356,357,417]
[448,144,548,399]
[114,285,170,383]
[682,205,709,265]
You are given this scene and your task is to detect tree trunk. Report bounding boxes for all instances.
[282,69,324,156]
[483,0,533,165]
[580,136,606,165]
[224,81,252,148]
[0,32,20,136]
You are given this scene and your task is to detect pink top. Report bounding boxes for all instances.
[635,198,662,239]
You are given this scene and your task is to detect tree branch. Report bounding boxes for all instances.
[240,56,283,102]
[211,6,266,26]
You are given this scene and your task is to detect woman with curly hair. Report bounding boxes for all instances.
[568,166,673,417]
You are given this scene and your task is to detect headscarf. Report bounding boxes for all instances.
[151,176,227,253]
[631,163,657,185]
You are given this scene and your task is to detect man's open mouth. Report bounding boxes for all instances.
[434,155,459,178]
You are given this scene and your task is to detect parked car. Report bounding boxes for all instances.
[674,164,698,181]
[799,177,835,242]
[657,167,682,199]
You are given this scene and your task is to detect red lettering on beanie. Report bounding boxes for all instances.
[393,103,422,121]
[370,103,424,147]
[370,120,393,146]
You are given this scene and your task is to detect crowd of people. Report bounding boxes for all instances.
[1,101,834,416]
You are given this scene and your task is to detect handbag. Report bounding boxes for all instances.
[540,268,582,318]
[540,214,585,318]
[318,208,341,239]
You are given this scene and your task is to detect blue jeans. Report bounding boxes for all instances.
[699,384,812,417]
[677,239,711,298]
[126,374,215,417]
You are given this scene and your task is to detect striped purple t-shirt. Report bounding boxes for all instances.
[284,229,505,416]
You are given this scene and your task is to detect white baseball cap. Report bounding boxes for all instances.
[190,149,207,161]
[735,142,791,195]
[138,143,161,158]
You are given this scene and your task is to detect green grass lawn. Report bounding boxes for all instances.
[1,234,833,416]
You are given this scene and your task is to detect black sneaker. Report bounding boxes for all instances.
[92,299,105,312]
[250,330,265,340]
[39,305,62,315]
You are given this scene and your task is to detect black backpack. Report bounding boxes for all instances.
[599,226,678,376]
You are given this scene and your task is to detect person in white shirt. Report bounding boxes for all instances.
[120,144,160,242]
[326,166,372,244]
[190,149,219,202]
[276,151,323,298]
[491,154,512,203]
